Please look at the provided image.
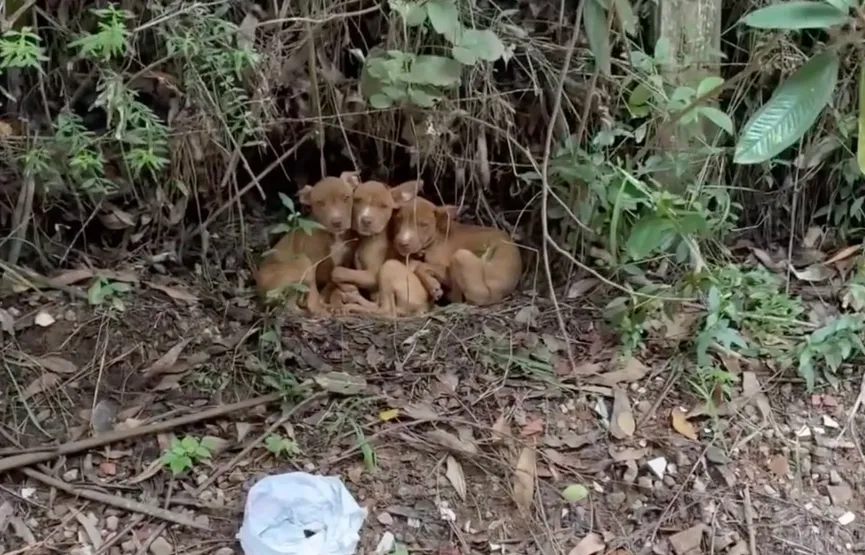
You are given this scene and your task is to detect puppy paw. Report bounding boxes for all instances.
[428,281,443,301]
[331,266,350,283]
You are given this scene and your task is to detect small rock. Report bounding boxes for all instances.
[647,457,667,478]
[637,476,653,491]
[149,536,173,555]
[669,524,704,555]
[121,540,135,553]
[823,415,840,429]
[375,531,395,554]
[829,470,842,485]
[193,514,209,528]
[795,426,811,438]
[214,548,234,555]
[663,476,676,487]
[607,491,626,508]
[377,512,394,526]
[705,446,729,465]
[62,469,79,482]
[105,515,119,532]
[623,460,638,483]
[839,511,856,526]
[812,447,831,460]
[828,484,853,506]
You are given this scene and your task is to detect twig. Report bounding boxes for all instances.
[0,393,282,475]
[539,7,585,375]
[21,467,208,530]
[743,485,757,555]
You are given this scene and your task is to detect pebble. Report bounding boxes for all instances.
[828,484,853,506]
[121,540,135,552]
[637,476,653,491]
[830,470,842,485]
[105,515,119,532]
[214,548,235,555]
[377,512,394,525]
[149,536,173,555]
[607,491,626,508]
[63,469,79,482]
[812,446,831,460]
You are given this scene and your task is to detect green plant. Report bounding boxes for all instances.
[264,434,301,458]
[161,435,217,474]
[0,27,48,70]
[352,421,377,472]
[87,277,131,311]
[798,315,865,390]
[269,193,324,237]
[360,0,506,109]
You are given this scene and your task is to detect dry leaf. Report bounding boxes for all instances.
[513,446,536,511]
[35,356,77,374]
[424,429,478,456]
[751,247,781,270]
[566,278,599,299]
[403,403,440,420]
[34,311,55,327]
[491,414,511,443]
[803,226,822,249]
[22,373,60,400]
[609,446,648,462]
[609,387,635,439]
[314,371,367,395]
[47,268,94,287]
[826,244,861,265]
[789,263,834,283]
[589,357,647,387]
[520,416,544,437]
[768,453,789,478]
[445,455,466,501]
[569,532,605,555]
[671,407,697,440]
[148,283,198,304]
[9,515,36,545]
[142,339,191,378]
[127,458,162,485]
[0,308,13,334]
[669,524,704,555]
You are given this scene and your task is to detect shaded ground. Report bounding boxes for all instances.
[1,267,865,555]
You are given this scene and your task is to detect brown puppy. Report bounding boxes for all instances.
[391,195,522,306]
[254,172,360,315]
[338,259,432,318]
[330,179,422,297]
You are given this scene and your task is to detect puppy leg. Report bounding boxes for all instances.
[449,249,494,306]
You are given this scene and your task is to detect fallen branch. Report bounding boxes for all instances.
[0,392,282,475]
[22,467,207,530]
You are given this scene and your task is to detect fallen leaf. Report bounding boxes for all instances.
[750,247,782,270]
[789,262,834,282]
[236,422,253,442]
[365,345,385,367]
[826,244,861,265]
[569,532,605,555]
[609,446,648,462]
[314,371,367,395]
[571,361,602,376]
[48,268,94,286]
[445,455,466,501]
[378,408,399,421]
[127,459,162,485]
[566,278,599,298]
[97,269,138,283]
[768,453,789,478]
[561,483,589,502]
[142,339,191,378]
[148,283,198,304]
[514,305,539,327]
[513,446,536,511]
[609,387,635,439]
[589,357,647,386]
[669,524,704,555]
[34,356,77,374]
[803,226,822,249]
[403,403,440,420]
[491,414,511,443]
[424,429,478,455]
[9,515,36,545]
[670,407,697,440]
[0,308,13,334]
[22,373,60,400]
[521,416,544,437]
[34,311,55,327]
[99,461,117,476]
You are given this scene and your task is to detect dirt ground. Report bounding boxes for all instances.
[2,268,865,555]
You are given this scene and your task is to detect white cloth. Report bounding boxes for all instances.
[237,472,367,555]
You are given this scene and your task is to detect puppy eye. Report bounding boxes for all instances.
[344,195,351,201]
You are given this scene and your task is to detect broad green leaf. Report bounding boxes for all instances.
[452,29,505,65]
[824,0,851,11]
[857,63,865,174]
[406,55,463,86]
[734,50,839,164]
[698,106,735,134]
[583,0,611,76]
[626,216,671,259]
[653,37,672,65]
[369,93,393,109]
[425,0,461,42]
[382,85,407,101]
[740,1,849,29]
[562,484,589,502]
[389,0,428,26]
[697,76,724,98]
[278,192,294,212]
[408,87,439,107]
[611,0,637,35]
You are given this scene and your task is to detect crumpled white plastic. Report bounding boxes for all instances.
[237,471,367,555]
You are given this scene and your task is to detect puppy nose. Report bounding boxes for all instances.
[360,216,372,227]
[331,217,344,228]
[396,237,409,248]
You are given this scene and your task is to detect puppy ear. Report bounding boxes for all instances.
[390,180,422,205]
[339,171,361,189]
[435,204,459,229]
[297,185,313,205]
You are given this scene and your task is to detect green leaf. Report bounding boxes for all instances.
[611,0,637,35]
[406,55,462,86]
[382,85,407,101]
[739,1,849,29]
[697,76,724,98]
[626,216,671,259]
[562,484,589,502]
[369,93,393,109]
[734,50,839,165]
[698,106,735,135]
[392,543,410,555]
[452,29,505,65]
[278,192,295,212]
[583,0,611,76]
[425,0,461,42]
[408,87,439,107]
[389,0,428,26]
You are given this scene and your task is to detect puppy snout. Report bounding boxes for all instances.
[330,216,345,229]
[360,215,373,227]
